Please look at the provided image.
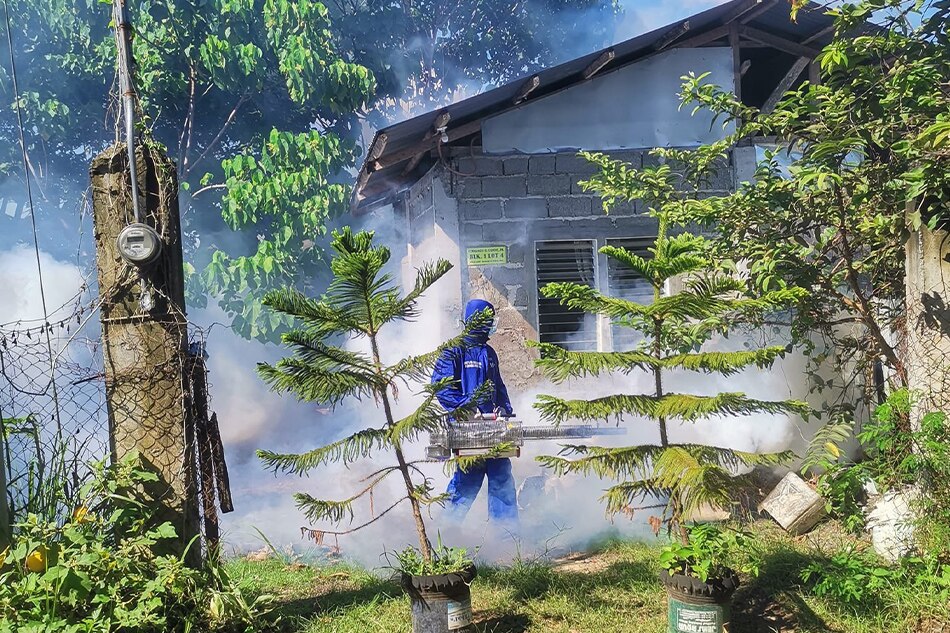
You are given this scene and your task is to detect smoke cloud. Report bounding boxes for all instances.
[0,245,86,326]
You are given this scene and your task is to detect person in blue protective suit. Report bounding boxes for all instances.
[431,299,518,524]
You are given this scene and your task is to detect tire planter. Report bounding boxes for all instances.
[400,564,477,633]
[659,567,740,633]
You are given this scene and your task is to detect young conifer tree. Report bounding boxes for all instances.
[255,228,486,562]
[534,152,810,539]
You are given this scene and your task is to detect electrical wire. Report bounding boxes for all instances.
[2,0,63,433]
[112,0,141,223]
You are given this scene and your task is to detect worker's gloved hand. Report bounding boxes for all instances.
[494,406,514,419]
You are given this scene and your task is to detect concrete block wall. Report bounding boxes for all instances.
[403,149,735,388]
[449,149,734,317]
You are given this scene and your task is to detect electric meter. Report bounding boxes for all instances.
[116,223,161,266]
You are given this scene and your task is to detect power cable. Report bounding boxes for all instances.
[2,0,63,436]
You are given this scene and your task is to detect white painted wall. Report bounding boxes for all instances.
[482,47,735,154]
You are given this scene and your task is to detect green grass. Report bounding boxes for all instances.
[225,521,947,633]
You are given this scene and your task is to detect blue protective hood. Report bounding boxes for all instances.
[463,299,494,344]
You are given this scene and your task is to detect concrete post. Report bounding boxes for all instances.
[90,142,199,558]
[905,207,950,427]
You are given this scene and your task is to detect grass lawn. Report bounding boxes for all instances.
[225,521,947,633]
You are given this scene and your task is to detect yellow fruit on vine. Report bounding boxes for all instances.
[26,546,48,573]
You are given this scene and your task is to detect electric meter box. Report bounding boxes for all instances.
[117,223,162,265]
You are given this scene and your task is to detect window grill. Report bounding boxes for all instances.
[535,240,597,351]
[606,237,656,351]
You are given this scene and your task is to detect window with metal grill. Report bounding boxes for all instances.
[536,240,597,351]
[606,237,656,351]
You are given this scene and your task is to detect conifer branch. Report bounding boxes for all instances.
[533,343,791,380]
[262,287,368,337]
[661,347,790,374]
[541,282,648,319]
[384,309,493,384]
[531,341,654,381]
[257,358,380,404]
[257,427,391,475]
[376,259,454,324]
[535,392,809,424]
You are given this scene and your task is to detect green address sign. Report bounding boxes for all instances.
[466,246,507,266]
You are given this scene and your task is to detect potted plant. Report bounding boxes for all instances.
[659,524,758,632]
[256,228,485,633]
[391,537,477,632]
[531,151,810,632]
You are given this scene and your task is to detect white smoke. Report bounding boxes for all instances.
[0,245,86,326]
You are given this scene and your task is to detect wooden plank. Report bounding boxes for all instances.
[582,48,615,80]
[401,111,450,175]
[718,0,764,24]
[355,133,390,198]
[802,23,835,45]
[738,0,781,24]
[372,119,482,172]
[730,23,743,103]
[365,132,388,163]
[513,74,540,104]
[673,23,732,50]
[739,25,820,58]
[654,20,690,51]
[762,56,810,113]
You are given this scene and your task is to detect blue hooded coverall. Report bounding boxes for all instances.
[431,299,518,523]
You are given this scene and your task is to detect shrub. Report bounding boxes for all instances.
[0,453,267,632]
[659,524,759,582]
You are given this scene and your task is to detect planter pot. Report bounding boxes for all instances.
[400,564,477,633]
[659,568,740,633]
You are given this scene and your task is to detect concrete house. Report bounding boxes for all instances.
[351,0,836,395]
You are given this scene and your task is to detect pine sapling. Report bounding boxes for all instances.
[534,151,810,540]
[256,228,486,564]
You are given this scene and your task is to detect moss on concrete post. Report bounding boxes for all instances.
[90,142,199,560]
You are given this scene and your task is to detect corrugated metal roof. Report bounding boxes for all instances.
[353,0,840,211]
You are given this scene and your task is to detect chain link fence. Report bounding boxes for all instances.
[0,289,108,523]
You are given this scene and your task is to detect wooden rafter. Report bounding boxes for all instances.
[373,119,482,172]
[654,20,690,51]
[582,48,615,80]
[401,111,450,176]
[352,133,388,202]
[730,23,743,103]
[719,0,767,24]
[738,25,820,58]
[513,75,540,104]
[672,23,732,50]
[366,133,388,164]
[738,0,781,24]
[762,56,810,113]
[801,24,835,45]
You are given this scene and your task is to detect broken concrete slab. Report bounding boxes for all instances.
[760,472,827,535]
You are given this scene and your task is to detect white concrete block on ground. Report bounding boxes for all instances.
[760,472,827,535]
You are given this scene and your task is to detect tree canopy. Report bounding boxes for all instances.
[0,0,621,340]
